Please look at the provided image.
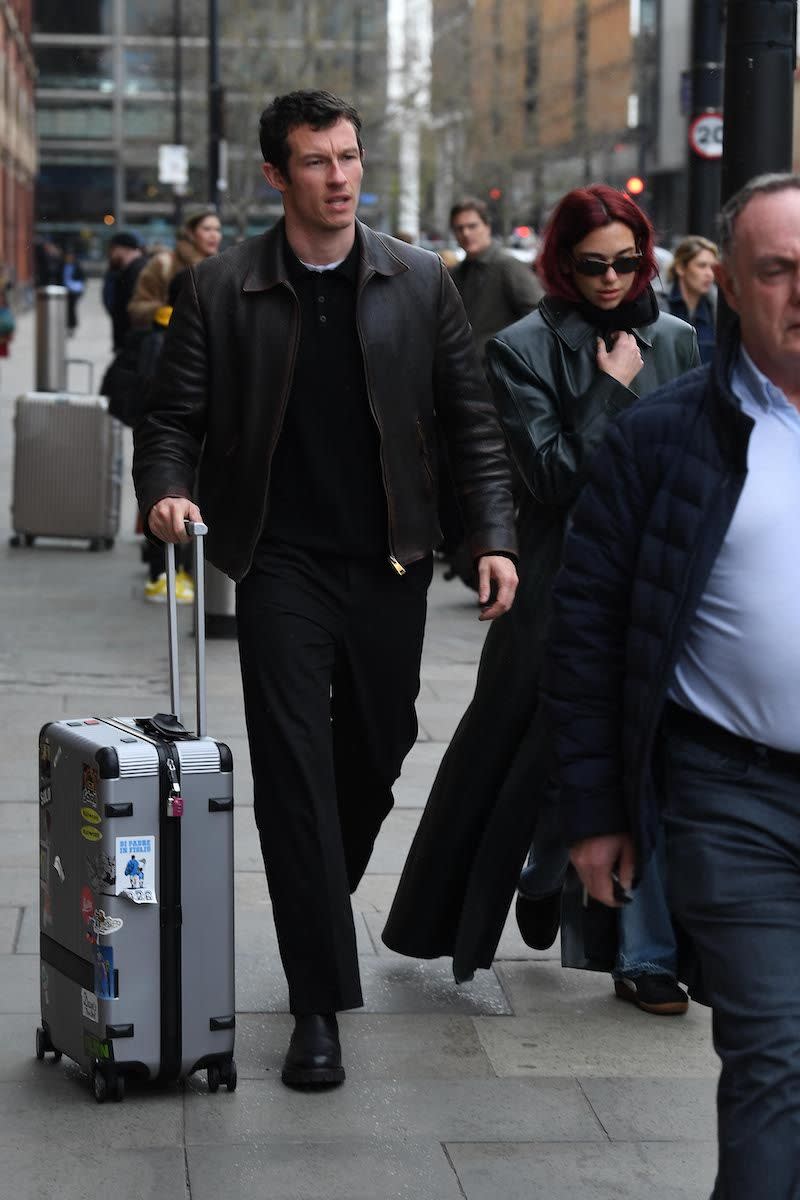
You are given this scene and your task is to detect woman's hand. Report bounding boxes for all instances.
[596,332,643,388]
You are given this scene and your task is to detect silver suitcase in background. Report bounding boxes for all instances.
[10,391,122,551]
[36,525,237,1102]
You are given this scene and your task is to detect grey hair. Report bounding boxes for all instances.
[717,173,800,259]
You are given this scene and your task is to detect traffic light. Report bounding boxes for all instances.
[625,176,645,196]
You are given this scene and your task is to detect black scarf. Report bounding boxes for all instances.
[577,284,660,335]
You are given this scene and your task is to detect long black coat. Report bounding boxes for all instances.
[382,295,698,981]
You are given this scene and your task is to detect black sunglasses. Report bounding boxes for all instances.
[571,253,642,277]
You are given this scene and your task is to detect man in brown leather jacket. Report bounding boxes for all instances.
[133,90,518,1089]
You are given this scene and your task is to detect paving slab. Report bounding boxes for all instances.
[478,962,717,1076]
[4,1146,188,1200]
[15,904,37,954]
[446,1140,718,1200]
[578,1076,718,1141]
[0,1076,185,1149]
[0,952,38,1012]
[186,1138,462,1200]
[0,830,36,868]
[0,906,20,953]
[225,1012,496,1081]
[0,803,36,830]
[234,952,511,1016]
[184,1078,605,1145]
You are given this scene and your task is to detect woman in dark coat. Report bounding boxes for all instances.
[383,185,699,988]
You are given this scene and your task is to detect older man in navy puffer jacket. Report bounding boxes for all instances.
[546,173,800,1199]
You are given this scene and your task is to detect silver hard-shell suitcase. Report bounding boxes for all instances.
[36,524,237,1101]
[10,391,122,551]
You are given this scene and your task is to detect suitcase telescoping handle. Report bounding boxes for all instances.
[165,520,208,738]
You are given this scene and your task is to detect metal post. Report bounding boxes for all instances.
[35,286,68,392]
[721,0,797,206]
[208,0,222,215]
[687,0,724,238]
[173,0,184,229]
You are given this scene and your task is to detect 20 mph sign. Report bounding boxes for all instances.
[689,113,723,159]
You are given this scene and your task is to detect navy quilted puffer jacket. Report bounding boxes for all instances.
[545,322,755,861]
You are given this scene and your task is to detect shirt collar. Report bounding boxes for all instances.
[734,345,791,415]
[284,231,360,287]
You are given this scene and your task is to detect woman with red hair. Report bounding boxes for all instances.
[384,185,699,1009]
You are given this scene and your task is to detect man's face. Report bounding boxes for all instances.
[262,118,363,235]
[678,249,717,298]
[716,189,800,375]
[451,209,492,258]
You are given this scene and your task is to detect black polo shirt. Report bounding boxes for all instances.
[263,235,388,556]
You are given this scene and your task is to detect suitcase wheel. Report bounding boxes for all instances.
[24,534,35,547]
[91,1065,124,1103]
[35,1025,61,1062]
[89,539,102,553]
[9,535,20,548]
[103,538,115,551]
[224,1059,237,1093]
[207,1063,221,1093]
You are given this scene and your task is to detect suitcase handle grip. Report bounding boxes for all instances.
[165,520,209,738]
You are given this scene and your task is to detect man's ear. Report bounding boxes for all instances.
[261,162,286,193]
[714,260,739,314]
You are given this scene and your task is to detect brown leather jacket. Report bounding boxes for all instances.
[133,220,518,581]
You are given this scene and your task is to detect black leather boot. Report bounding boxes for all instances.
[281,1013,345,1088]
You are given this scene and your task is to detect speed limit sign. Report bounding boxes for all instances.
[689,113,723,159]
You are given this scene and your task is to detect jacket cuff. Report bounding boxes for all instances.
[468,526,519,561]
[559,789,630,847]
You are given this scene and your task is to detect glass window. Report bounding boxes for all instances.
[37,100,114,140]
[123,101,174,140]
[124,47,174,94]
[125,0,206,36]
[34,0,113,35]
[37,162,115,222]
[125,164,208,205]
[36,47,116,93]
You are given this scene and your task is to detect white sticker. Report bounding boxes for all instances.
[115,836,157,904]
[53,855,65,883]
[81,988,99,1024]
[92,910,123,936]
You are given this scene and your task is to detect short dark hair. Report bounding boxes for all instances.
[537,183,658,303]
[450,198,490,228]
[259,90,363,178]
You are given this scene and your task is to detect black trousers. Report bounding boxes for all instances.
[236,541,432,1014]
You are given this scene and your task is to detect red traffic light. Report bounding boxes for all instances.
[625,176,645,196]
[514,225,532,239]
[488,187,503,201]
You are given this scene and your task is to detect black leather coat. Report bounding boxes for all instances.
[383,295,698,981]
[133,220,517,580]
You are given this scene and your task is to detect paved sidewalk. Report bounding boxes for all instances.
[0,288,718,1199]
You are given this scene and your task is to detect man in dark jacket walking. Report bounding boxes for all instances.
[133,90,518,1089]
[450,197,543,361]
[545,173,800,1198]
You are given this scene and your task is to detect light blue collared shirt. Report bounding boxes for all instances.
[669,346,800,751]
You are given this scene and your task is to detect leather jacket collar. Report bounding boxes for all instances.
[242,218,408,294]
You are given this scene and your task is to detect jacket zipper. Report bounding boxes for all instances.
[355,270,405,576]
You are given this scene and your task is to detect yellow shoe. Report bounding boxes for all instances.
[175,569,195,605]
[144,573,168,604]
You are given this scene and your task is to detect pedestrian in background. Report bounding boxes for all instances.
[62,249,85,335]
[103,232,144,352]
[546,172,800,1198]
[384,184,698,1018]
[133,89,518,1089]
[128,208,221,329]
[662,235,719,364]
[450,197,543,363]
[129,208,222,607]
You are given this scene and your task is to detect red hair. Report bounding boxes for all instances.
[537,184,658,303]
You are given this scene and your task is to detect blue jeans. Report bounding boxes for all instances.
[663,726,800,1200]
[614,833,677,980]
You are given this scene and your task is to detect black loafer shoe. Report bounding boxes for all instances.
[281,1013,346,1088]
[614,974,689,1015]
[515,889,562,951]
